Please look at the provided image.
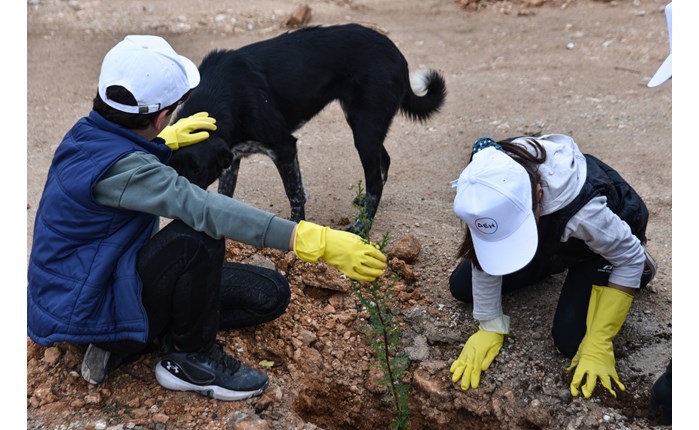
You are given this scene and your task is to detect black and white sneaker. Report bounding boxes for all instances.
[641,247,658,288]
[155,340,268,401]
[81,344,126,385]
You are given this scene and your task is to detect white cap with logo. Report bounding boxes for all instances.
[453,146,538,276]
[648,2,672,88]
[98,35,200,114]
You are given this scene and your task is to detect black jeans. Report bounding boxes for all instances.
[96,220,290,355]
[448,253,612,359]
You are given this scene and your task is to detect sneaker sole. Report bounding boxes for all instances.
[81,344,110,385]
[642,247,658,287]
[154,361,268,401]
[645,248,657,277]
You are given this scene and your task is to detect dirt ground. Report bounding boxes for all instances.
[26,0,673,429]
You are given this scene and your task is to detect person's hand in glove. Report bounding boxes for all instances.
[568,285,633,398]
[293,220,387,282]
[158,112,217,150]
[450,329,504,391]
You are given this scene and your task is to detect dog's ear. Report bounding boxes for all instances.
[212,138,234,170]
[168,135,231,190]
[168,145,206,189]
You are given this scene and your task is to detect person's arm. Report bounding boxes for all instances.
[562,196,643,398]
[563,196,645,291]
[472,268,508,330]
[450,265,508,391]
[94,152,387,282]
[93,152,294,250]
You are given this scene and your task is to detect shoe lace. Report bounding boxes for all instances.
[202,341,242,375]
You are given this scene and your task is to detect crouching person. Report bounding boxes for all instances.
[27,35,386,401]
[448,134,655,399]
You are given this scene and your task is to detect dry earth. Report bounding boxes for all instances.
[26,0,673,429]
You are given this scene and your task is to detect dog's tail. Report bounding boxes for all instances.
[401,69,447,123]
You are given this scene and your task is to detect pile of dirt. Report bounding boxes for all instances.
[26,238,671,429]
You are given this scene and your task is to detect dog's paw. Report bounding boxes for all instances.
[352,193,366,208]
[346,219,372,237]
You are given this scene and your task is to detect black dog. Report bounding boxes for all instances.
[170,23,446,234]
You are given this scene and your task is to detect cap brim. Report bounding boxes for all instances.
[179,55,200,89]
[472,212,538,276]
[648,53,672,88]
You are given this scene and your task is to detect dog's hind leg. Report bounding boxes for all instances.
[380,146,391,185]
[218,158,241,197]
[345,114,395,236]
[353,146,390,205]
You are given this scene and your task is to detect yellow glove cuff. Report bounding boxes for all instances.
[293,221,326,263]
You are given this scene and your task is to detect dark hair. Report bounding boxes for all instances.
[456,137,546,271]
[92,86,188,130]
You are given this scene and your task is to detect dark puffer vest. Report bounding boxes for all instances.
[536,154,648,271]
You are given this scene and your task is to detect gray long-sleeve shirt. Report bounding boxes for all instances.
[92,151,296,251]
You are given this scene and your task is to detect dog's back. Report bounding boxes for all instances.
[234,24,412,130]
[171,23,446,232]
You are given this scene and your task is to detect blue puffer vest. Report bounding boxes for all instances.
[27,111,171,346]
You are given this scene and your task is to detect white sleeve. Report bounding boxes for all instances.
[563,196,645,288]
[472,267,510,333]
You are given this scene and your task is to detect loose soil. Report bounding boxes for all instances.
[26,0,672,429]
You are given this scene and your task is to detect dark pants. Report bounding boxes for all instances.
[448,253,612,358]
[97,220,290,354]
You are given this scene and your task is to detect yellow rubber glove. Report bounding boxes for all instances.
[293,220,387,282]
[158,112,217,150]
[450,329,504,391]
[568,285,633,398]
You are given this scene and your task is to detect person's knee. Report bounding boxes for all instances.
[218,268,291,329]
[552,326,578,359]
[173,222,225,261]
[449,280,471,303]
[449,262,473,303]
[265,271,291,315]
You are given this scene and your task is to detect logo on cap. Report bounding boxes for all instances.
[474,217,498,235]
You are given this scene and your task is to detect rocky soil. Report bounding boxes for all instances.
[26,0,673,429]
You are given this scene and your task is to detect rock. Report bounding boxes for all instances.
[405,334,430,361]
[84,392,102,404]
[283,4,311,28]
[388,257,419,284]
[295,260,353,292]
[523,398,552,427]
[386,234,421,263]
[413,369,451,400]
[297,346,322,370]
[31,384,57,406]
[298,328,317,346]
[246,254,277,271]
[152,413,169,424]
[43,346,61,365]
[228,412,270,430]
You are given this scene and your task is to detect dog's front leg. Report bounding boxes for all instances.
[348,192,380,236]
[218,158,241,197]
[273,156,306,222]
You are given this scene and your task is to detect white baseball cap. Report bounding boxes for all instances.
[98,35,200,114]
[648,2,672,88]
[453,147,538,276]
